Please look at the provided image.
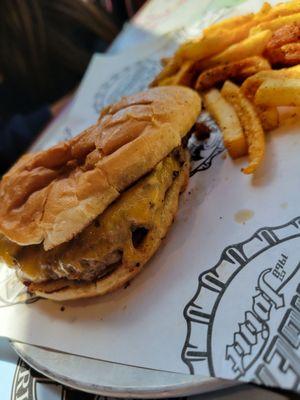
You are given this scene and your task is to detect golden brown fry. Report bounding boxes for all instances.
[239,56,272,76]
[255,106,279,132]
[264,23,300,65]
[251,12,300,34]
[199,30,272,70]
[257,2,272,16]
[241,71,273,98]
[255,77,300,107]
[170,60,195,86]
[176,23,253,61]
[195,56,270,91]
[156,76,176,86]
[203,13,254,35]
[160,57,171,67]
[253,1,300,25]
[221,80,265,174]
[154,61,196,87]
[282,64,300,74]
[150,57,181,87]
[280,42,300,64]
[241,66,300,97]
[203,88,247,159]
[152,0,300,87]
[241,70,279,131]
[241,65,300,130]
[201,0,300,42]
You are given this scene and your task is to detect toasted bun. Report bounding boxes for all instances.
[0,87,201,250]
[28,148,190,301]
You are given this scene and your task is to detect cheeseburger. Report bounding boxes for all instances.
[0,86,201,301]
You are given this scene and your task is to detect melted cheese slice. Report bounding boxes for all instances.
[0,150,186,283]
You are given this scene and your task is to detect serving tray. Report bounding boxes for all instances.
[11,341,237,398]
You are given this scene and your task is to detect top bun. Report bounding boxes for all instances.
[0,86,201,250]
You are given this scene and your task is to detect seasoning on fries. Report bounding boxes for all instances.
[151,0,300,175]
[221,81,265,174]
[203,88,247,159]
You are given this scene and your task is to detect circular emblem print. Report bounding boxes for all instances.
[93,58,161,113]
[182,216,300,392]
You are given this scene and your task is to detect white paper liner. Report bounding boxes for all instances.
[0,0,299,393]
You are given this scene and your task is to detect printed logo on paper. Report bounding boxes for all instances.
[188,113,225,175]
[182,217,300,392]
[93,58,161,112]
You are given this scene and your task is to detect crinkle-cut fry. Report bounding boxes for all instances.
[195,56,270,91]
[221,80,265,174]
[251,12,300,34]
[255,77,300,107]
[199,30,272,70]
[240,71,279,131]
[203,89,247,159]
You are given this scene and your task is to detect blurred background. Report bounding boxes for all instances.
[0,0,145,174]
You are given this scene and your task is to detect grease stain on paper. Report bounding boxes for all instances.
[234,209,254,224]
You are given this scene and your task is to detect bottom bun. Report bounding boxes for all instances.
[29,148,190,301]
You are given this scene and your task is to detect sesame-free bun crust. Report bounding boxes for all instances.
[0,87,201,250]
[29,148,190,301]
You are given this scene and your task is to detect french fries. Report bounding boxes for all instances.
[241,71,280,131]
[255,78,300,107]
[241,66,300,130]
[203,89,247,159]
[151,1,300,175]
[264,23,300,66]
[203,14,254,36]
[169,60,195,86]
[251,12,300,35]
[260,1,300,20]
[176,23,253,61]
[195,56,270,91]
[150,57,181,87]
[153,1,300,87]
[160,57,170,67]
[280,42,300,64]
[199,30,272,70]
[221,81,265,174]
[256,106,279,132]
[241,66,300,97]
